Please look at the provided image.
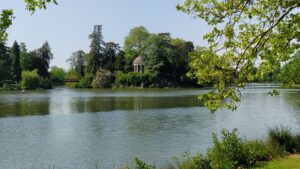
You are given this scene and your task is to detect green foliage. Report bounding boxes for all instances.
[134,158,155,169]
[24,0,57,13]
[178,0,300,111]
[208,129,250,168]
[92,69,112,88]
[40,78,52,89]
[277,53,300,86]
[115,71,155,87]
[65,69,80,88]
[268,126,300,153]
[88,25,106,74]
[0,0,56,42]
[21,70,41,90]
[114,50,126,72]
[0,9,14,42]
[170,152,211,169]
[78,74,94,88]
[20,42,30,71]
[36,41,53,78]
[253,156,300,169]
[67,50,85,77]
[11,41,22,82]
[50,66,65,86]
[124,26,151,71]
[0,42,10,83]
[146,33,170,77]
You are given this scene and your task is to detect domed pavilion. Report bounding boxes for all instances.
[133,56,145,73]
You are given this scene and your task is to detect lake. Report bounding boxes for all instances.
[0,85,300,168]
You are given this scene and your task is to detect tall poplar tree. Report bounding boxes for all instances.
[11,41,21,82]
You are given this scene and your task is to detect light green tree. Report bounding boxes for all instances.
[124,26,151,71]
[178,0,300,112]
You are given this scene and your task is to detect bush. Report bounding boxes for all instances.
[78,74,94,88]
[50,66,66,86]
[115,71,156,87]
[40,78,52,89]
[268,126,299,153]
[21,70,41,90]
[245,140,270,162]
[169,152,211,169]
[134,158,155,169]
[92,69,112,88]
[208,129,257,168]
[65,69,80,88]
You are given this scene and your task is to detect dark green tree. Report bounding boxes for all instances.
[146,33,172,80]
[11,41,22,82]
[169,39,194,83]
[88,25,106,74]
[20,42,30,70]
[36,41,53,77]
[103,42,120,72]
[0,42,10,83]
[114,50,126,72]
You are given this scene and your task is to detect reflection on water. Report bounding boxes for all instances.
[0,87,299,169]
[0,88,202,117]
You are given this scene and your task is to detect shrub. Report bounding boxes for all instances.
[208,129,256,168]
[21,70,41,90]
[115,71,156,87]
[92,69,112,88]
[169,152,211,169]
[268,126,299,153]
[50,66,66,86]
[78,74,94,88]
[40,78,52,89]
[245,140,270,162]
[65,69,80,88]
[134,158,155,169]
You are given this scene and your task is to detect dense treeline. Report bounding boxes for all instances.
[0,41,54,90]
[66,25,197,88]
[1,25,299,90]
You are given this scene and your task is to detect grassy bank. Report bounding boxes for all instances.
[253,155,300,169]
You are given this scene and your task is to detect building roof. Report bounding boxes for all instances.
[133,55,146,65]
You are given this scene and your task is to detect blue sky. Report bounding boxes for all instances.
[3,0,209,69]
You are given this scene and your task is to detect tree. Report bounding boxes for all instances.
[21,70,41,90]
[20,42,30,70]
[178,0,300,112]
[103,42,120,72]
[169,39,194,83]
[92,69,112,89]
[278,52,300,85]
[114,50,126,72]
[50,66,66,86]
[67,50,85,77]
[146,33,172,80]
[0,42,10,83]
[124,26,151,71]
[36,41,53,78]
[88,25,106,74]
[11,41,22,82]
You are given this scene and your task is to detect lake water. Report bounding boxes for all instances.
[0,86,300,168]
